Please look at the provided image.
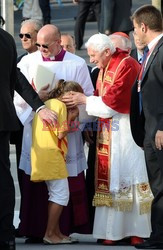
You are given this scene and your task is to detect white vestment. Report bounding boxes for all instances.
[15,50,94,176]
[86,96,152,240]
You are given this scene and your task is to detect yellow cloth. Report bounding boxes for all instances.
[31,99,68,182]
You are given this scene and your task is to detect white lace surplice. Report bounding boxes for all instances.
[66,130,87,176]
[19,113,34,175]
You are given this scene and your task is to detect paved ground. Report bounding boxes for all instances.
[9,0,151,248]
[14,237,136,250]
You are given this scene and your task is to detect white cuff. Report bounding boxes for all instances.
[86,96,117,118]
[36,105,46,113]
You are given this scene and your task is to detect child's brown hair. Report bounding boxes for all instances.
[48,79,83,99]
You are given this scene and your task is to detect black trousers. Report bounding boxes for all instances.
[144,136,163,243]
[39,0,51,25]
[85,130,96,232]
[10,128,23,196]
[0,131,15,241]
[74,2,101,50]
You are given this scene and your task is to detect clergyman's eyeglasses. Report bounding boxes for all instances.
[35,41,56,49]
[19,33,31,39]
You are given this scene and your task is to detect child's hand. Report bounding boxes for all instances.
[68,107,79,121]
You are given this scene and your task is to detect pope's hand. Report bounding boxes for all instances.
[62,91,86,108]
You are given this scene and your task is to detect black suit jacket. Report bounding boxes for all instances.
[130,48,138,62]
[130,36,163,147]
[0,28,43,132]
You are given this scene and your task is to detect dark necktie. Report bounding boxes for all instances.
[138,46,149,113]
[141,46,149,64]
[138,57,143,64]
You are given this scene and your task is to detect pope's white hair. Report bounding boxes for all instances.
[85,33,116,54]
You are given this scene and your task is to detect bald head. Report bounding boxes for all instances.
[61,33,76,54]
[109,34,132,53]
[36,24,62,58]
[37,24,61,41]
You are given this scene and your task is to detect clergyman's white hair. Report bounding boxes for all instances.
[21,19,43,32]
[85,33,116,54]
[109,34,132,51]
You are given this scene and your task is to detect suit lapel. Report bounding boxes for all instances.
[141,37,163,87]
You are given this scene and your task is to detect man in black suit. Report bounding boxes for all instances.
[73,0,101,50]
[39,0,51,25]
[100,0,132,35]
[0,26,57,250]
[130,32,146,64]
[11,19,42,192]
[130,5,163,249]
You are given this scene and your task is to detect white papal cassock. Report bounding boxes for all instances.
[85,96,153,240]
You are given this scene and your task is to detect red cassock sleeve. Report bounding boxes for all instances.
[102,57,140,114]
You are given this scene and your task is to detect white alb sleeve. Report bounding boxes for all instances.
[86,96,118,118]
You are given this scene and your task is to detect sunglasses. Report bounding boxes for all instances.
[19,33,31,39]
[35,41,56,49]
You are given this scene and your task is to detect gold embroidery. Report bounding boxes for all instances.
[94,54,153,215]
[98,129,110,144]
[137,183,153,214]
[98,147,108,155]
[137,183,151,194]
[113,186,133,211]
[93,192,113,207]
[113,200,133,212]
[93,184,153,214]
[140,201,153,215]
[98,183,108,191]
[105,75,112,82]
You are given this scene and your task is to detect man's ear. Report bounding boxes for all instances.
[141,22,147,33]
[105,48,111,57]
